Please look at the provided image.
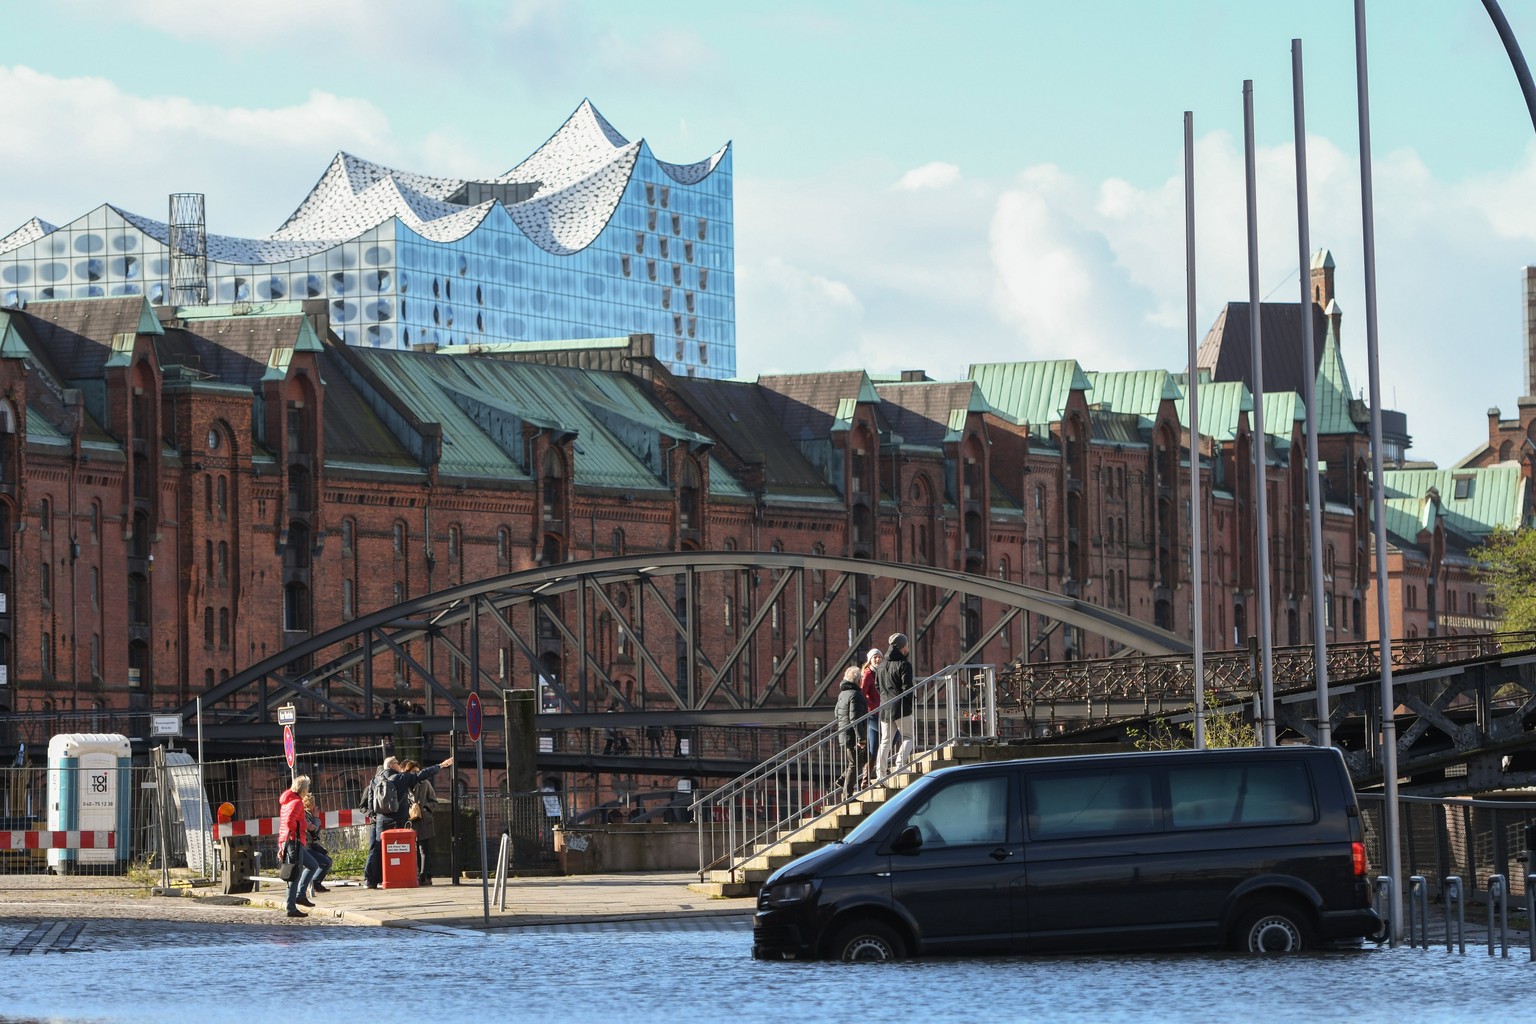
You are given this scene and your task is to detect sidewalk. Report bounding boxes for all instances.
[242,871,757,930]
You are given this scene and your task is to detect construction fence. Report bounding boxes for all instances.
[1360,793,1536,902]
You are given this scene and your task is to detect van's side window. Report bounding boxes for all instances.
[1026,769,1157,838]
[901,776,1010,846]
[1168,762,1315,829]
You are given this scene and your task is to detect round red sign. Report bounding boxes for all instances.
[466,692,483,743]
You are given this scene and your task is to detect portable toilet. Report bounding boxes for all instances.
[47,733,132,874]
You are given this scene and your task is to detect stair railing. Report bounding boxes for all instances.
[693,663,997,881]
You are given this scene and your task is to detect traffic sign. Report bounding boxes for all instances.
[283,725,296,769]
[277,704,297,727]
[466,692,483,743]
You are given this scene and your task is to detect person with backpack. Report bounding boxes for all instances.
[362,754,453,889]
[874,633,915,779]
[833,665,867,801]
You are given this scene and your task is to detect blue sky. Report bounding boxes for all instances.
[3,0,1535,465]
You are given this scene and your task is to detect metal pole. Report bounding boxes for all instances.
[472,595,489,926]
[1293,39,1332,749]
[196,696,210,883]
[1355,0,1402,943]
[1243,79,1278,747]
[1184,110,1207,749]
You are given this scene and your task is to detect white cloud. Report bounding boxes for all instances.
[894,162,961,191]
[0,65,394,237]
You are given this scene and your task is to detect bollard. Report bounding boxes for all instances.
[1374,876,1395,947]
[1407,876,1428,949]
[1488,874,1510,959]
[1528,874,1536,963]
[1444,875,1466,955]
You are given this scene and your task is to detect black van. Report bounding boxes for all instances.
[752,746,1381,960]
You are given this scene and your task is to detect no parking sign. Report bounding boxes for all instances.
[283,725,295,769]
[466,692,483,743]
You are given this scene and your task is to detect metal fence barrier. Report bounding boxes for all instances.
[1358,793,1536,902]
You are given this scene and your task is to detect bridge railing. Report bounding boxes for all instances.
[692,663,997,880]
[1004,631,1536,730]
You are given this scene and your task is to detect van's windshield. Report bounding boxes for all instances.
[841,774,939,844]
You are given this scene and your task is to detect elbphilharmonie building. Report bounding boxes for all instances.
[0,101,735,378]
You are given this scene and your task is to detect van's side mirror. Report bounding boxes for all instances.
[891,824,924,855]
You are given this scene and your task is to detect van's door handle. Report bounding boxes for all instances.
[990,848,1013,861]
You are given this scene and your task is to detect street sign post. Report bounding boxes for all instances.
[466,692,483,743]
[277,704,297,727]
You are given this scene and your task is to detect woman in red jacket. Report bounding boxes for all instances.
[277,775,319,918]
[858,648,882,787]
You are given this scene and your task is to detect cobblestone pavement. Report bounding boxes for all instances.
[0,874,352,930]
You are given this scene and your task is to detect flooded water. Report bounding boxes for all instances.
[3,917,1532,1024]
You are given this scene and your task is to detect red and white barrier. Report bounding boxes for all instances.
[0,830,115,851]
[212,808,368,841]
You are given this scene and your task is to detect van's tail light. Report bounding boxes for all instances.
[1352,841,1368,876]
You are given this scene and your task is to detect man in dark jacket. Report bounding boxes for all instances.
[874,633,914,778]
[363,753,453,889]
[833,666,867,800]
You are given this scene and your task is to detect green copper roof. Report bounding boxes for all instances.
[1086,370,1183,424]
[0,312,28,358]
[1380,464,1529,541]
[1175,379,1252,441]
[1261,391,1306,451]
[970,359,1090,429]
[1313,321,1360,435]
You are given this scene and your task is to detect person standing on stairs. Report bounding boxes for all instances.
[858,648,882,786]
[874,633,915,778]
[834,665,867,801]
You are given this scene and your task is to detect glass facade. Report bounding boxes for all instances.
[0,103,735,379]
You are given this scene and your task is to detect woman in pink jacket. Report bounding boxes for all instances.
[277,775,319,918]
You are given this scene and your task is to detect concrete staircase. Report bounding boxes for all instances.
[689,743,991,899]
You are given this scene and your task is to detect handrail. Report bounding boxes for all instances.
[693,663,997,880]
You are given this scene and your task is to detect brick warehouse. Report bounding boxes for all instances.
[0,252,1527,724]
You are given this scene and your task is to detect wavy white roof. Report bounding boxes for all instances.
[2,100,729,263]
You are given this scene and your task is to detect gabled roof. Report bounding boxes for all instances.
[156,307,322,388]
[1196,300,1330,396]
[667,376,840,501]
[1175,379,1252,442]
[1380,464,1529,543]
[874,380,1003,448]
[757,370,880,440]
[1085,370,1182,427]
[1260,391,1306,452]
[16,295,163,381]
[970,359,1090,429]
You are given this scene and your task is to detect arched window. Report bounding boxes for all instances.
[216,476,228,517]
[287,466,310,512]
[219,607,230,648]
[341,518,355,554]
[342,579,355,619]
[217,541,228,581]
[542,450,565,523]
[678,460,700,530]
[285,522,310,569]
[611,528,625,556]
[497,527,510,566]
[392,521,405,555]
[448,525,461,561]
[204,607,215,648]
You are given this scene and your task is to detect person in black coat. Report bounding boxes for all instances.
[833,666,867,800]
[363,754,453,889]
[874,633,914,778]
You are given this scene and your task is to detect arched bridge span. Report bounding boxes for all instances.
[179,552,1188,728]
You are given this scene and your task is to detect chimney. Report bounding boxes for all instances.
[1524,266,1536,398]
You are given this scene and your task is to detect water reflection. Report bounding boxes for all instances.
[3,920,1530,1024]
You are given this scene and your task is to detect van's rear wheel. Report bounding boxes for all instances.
[829,920,905,961]
[1234,903,1313,953]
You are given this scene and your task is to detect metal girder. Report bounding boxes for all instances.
[178,551,1190,724]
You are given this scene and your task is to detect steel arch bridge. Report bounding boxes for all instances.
[179,552,1189,730]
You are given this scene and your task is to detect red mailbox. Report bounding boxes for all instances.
[380,827,419,889]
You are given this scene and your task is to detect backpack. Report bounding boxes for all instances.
[362,768,400,816]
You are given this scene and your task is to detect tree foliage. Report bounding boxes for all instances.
[1472,527,1536,633]
[1127,693,1258,751]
